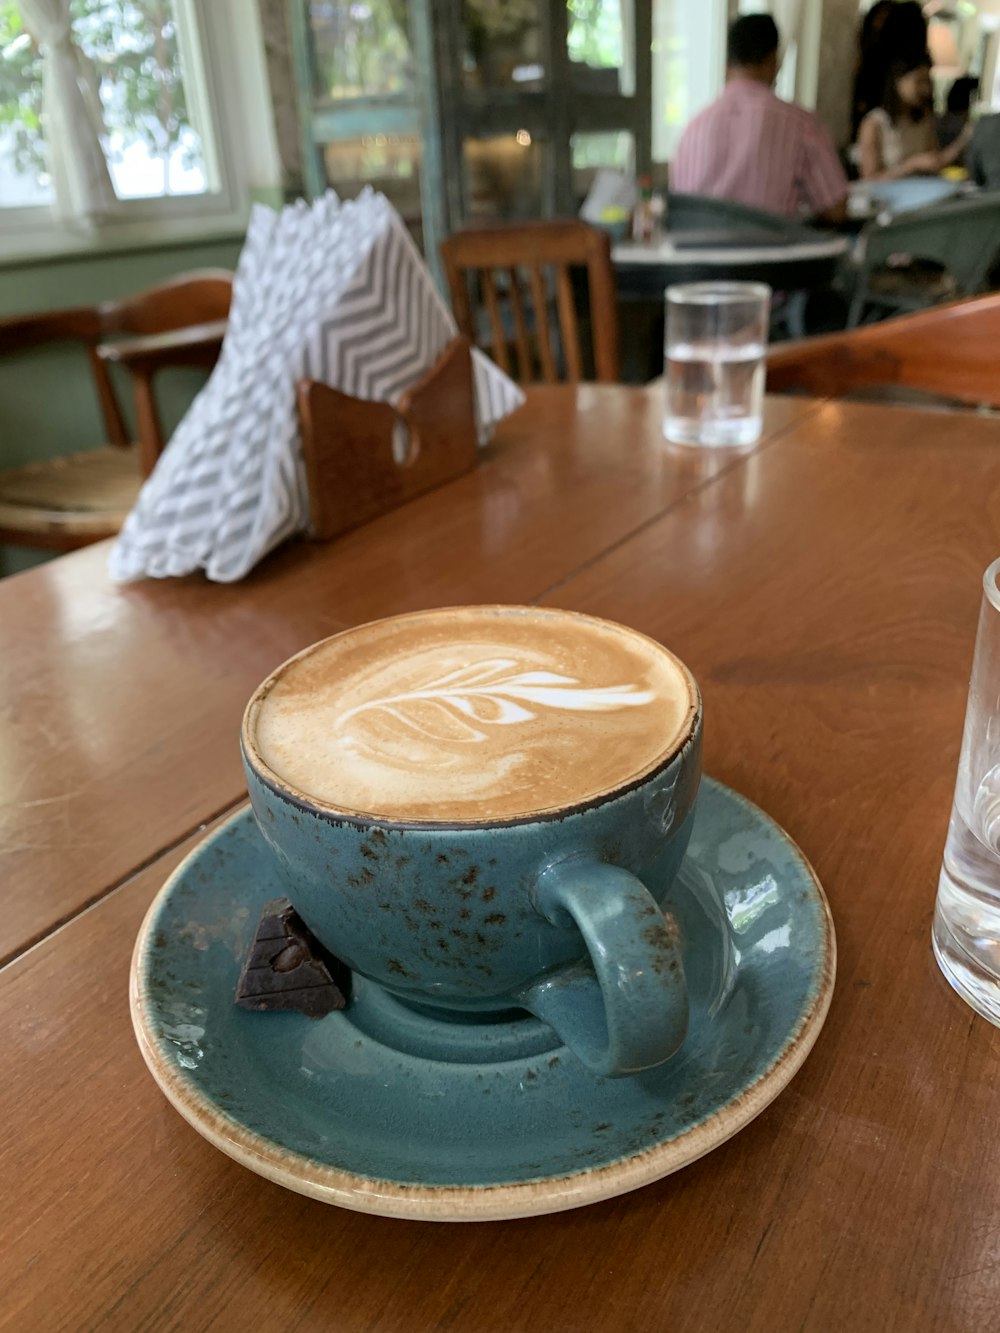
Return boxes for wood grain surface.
[539,397,1000,1330]
[0,388,813,965]
[767,293,1000,408]
[4,390,1000,1331]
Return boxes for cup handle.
[518,859,688,1078]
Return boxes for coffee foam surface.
[250,607,695,823]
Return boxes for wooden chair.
[440,220,620,384]
[297,337,479,540]
[0,270,231,552]
[766,294,1000,410]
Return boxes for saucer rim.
[130,779,836,1222]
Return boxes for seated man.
[671,14,848,224]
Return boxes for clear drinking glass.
[934,556,1000,1024]
[663,281,771,448]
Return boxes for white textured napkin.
[108,191,525,583]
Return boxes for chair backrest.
[440,220,620,384]
[766,293,1000,409]
[667,192,818,241]
[0,269,234,448]
[102,269,233,337]
[858,193,1000,295]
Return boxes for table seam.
[0,794,249,973]
[2,397,826,970]
[531,399,826,607]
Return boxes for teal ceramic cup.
[241,607,715,1077]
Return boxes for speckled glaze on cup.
[241,607,709,1078]
[129,779,836,1222]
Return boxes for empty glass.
[934,555,1000,1024]
[663,281,770,448]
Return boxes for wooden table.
[4,386,1000,1331]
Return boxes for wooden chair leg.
[132,372,166,477]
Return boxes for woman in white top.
[857,55,969,180]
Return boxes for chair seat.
[0,445,141,551]
[866,261,958,304]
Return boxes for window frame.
[0,0,278,260]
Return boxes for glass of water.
[663,281,771,447]
[934,555,1000,1024]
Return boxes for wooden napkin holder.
[296,336,479,541]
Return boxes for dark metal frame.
[290,1,652,280]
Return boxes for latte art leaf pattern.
[337,657,655,745]
[253,610,692,820]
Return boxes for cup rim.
[665,280,772,306]
[241,605,702,830]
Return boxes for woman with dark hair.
[851,0,932,141]
[851,0,895,139]
[856,54,969,180]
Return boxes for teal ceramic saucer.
[130,778,835,1222]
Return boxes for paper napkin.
[108,191,525,583]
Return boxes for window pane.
[567,0,634,95]
[322,132,423,240]
[463,131,545,222]
[652,0,726,162]
[462,1,545,91]
[72,0,209,199]
[0,4,51,207]
[310,0,414,100]
[571,130,635,207]
[0,0,211,209]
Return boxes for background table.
[612,232,849,297]
[611,233,850,377]
[4,387,1000,1332]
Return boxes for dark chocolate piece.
[235,896,350,1019]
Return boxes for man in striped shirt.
[671,15,848,224]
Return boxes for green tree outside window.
[0,0,201,198]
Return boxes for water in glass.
[933,559,1000,1022]
[664,339,766,447]
[934,758,1000,1023]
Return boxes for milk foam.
[249,607,696,822]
